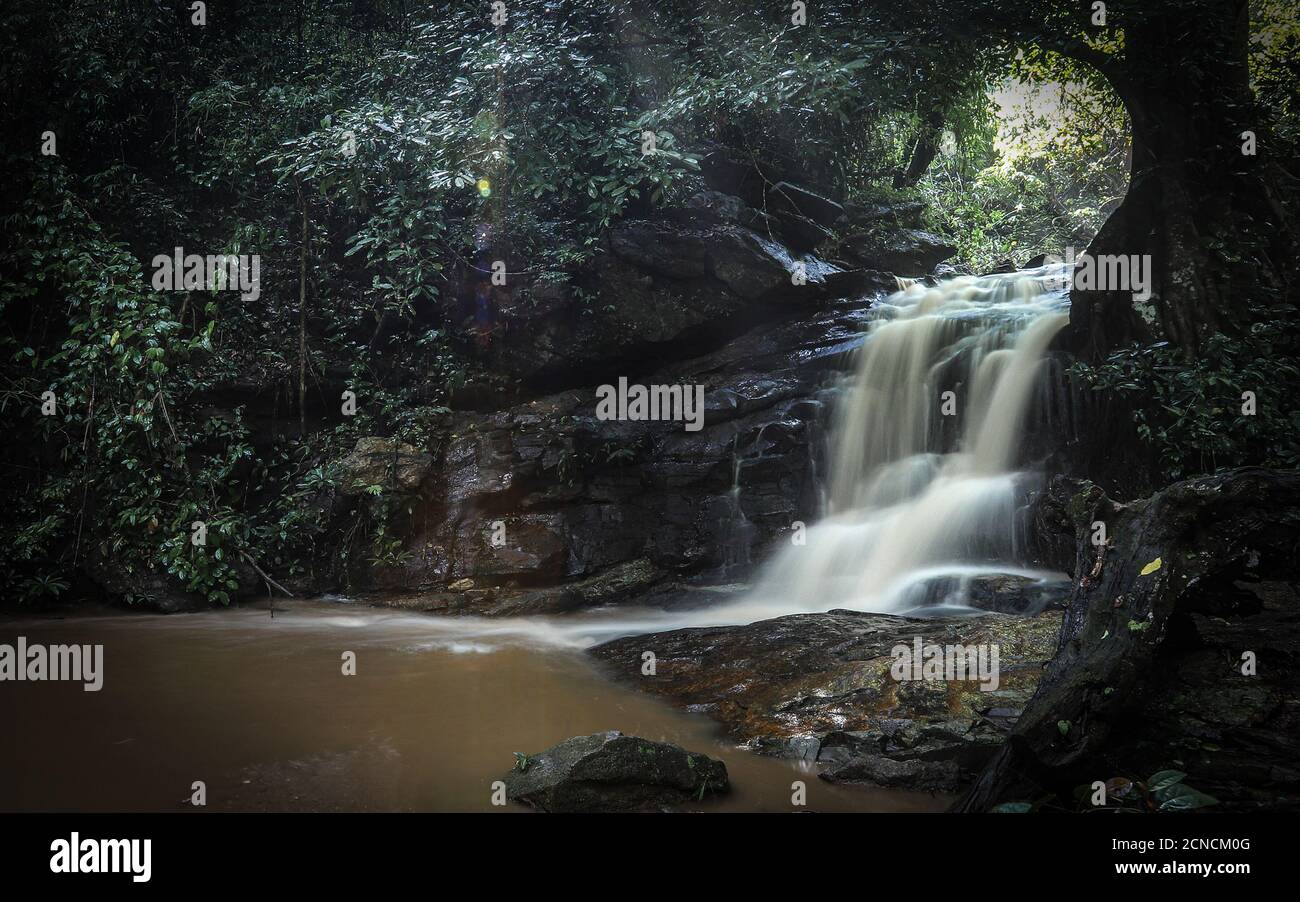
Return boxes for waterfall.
[323,264,1078,645]
[741,264,1072,616]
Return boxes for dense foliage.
[919,53,1129,272]
[1,0,1295,604]
[0,1,989,604]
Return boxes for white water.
[317,266,1072,646]
[740,264,1072,616]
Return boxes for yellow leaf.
[110,330,120,347]
[1140,557,1162,576]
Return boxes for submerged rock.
[589,609,1061,792]
[503,731,729,812]
[903,572,1072,615]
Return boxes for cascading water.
[225,264,1077,652]
[4,271,1075,815]
[441,262,1076,638]
[488,262,1075,637]
[738,263,1073,617]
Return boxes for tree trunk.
[954,468,1300,811]
[1063,0,1299,360]
[893,108,945,189]
[298,185,309,438]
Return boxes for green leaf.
[1157,783,1219,811]
[1147,770,1186,793]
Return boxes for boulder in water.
[589,609,1061,792]
[906,572,1071,615]
[502,731,729,812]
[838,229,957,276]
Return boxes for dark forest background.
[2,0,1297,608]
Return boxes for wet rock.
[842,200,926,229]
[589,608,1061,791]
[503,731,729,812]
[362,302,888,604]
[931,262,973,282]
[455,216,860,387]
[839,229,957,276]
[965,574,1071,614]
[686,179,844,251]
[776,212,834,252]
[333,437,433,496]
[982,259,1019,275]
[958,467,1300,812]
[765,181,846,228]
[609,220,768,296]
[454,559,665,616]
[684,189,748,222]
[815,717,1007,792]
[608,219,850,301]
[905,573,1072,615]
[1024,475,1100,576]
[818,731,963,792]
[462,513,568,582]
[683,190,772,231]
[375,559,669,617]
[823,268,901,298]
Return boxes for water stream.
[744,264,1072,617]
[0,602,944,812]
[1,267,1070,812]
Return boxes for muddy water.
[0,600,947,813]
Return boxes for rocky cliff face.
[312,188,957,614]
[355,300,876,614]
[90,164,960,616]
